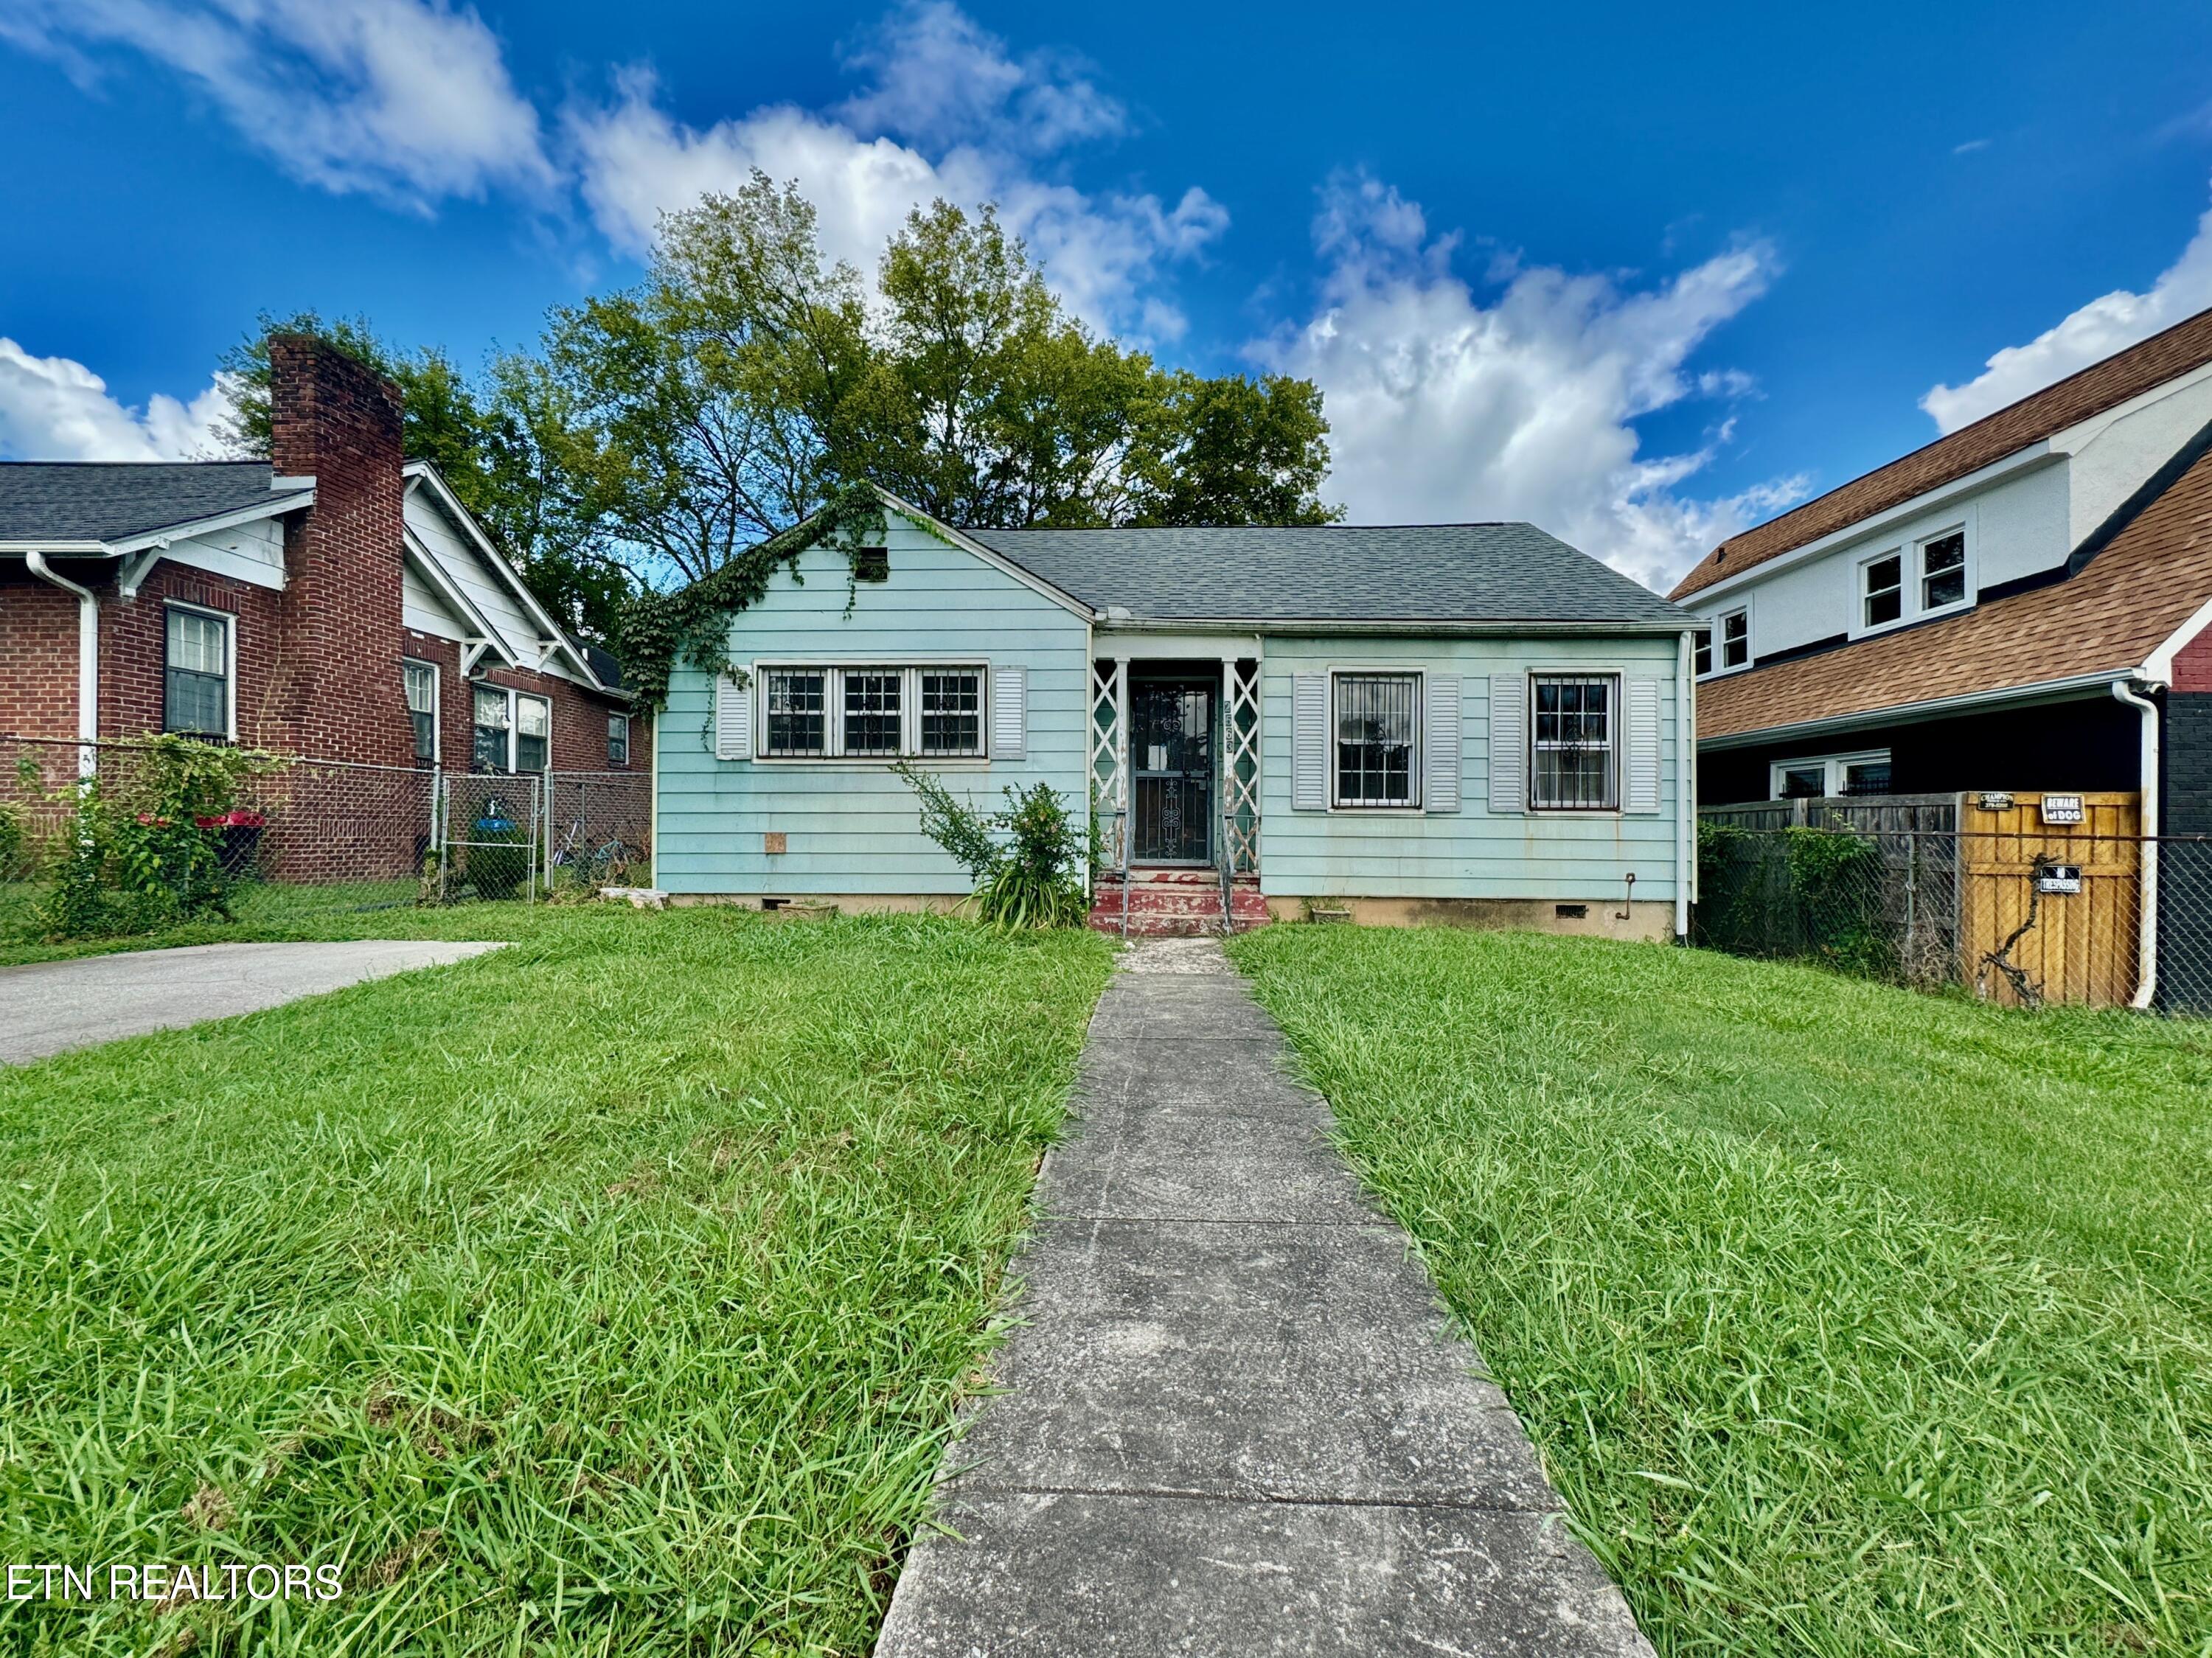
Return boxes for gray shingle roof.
[959,523,1685,627]
[0,461,307,546]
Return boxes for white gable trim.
[403,461,603,689]
[867,487,1095,619]
[403,532,516,665]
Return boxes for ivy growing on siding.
[616,482,921,714]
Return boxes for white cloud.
[1921,183,2212,433]
[0,339,237,461]
[0,0,554,207]
[563,10,1222,338]
[1256,174,1803,591]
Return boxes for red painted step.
[1088,871,1273,936]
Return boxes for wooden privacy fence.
[1700,790,2148,1009]
[1958,792,2141,1009]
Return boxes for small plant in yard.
[29,737,279,940]
[895,762,1101,928]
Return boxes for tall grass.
[1230,927,2212,1655]
[0,908,1110,1654]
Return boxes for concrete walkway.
[0,940,507,1064]
[877,936,1652,1657]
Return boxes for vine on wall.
[616,483,959,715]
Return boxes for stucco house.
[653,487,1698,937]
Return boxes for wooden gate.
[1959,793,2141,1008]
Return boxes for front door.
[1133,680,1213,863]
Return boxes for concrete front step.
[1088,873,1271,937]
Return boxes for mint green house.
[653,487,1698,938]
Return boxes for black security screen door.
[1133,681,1214,863]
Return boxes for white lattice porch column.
[1090,657,1129,865]
[1222,655,1262,875]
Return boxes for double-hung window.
[403,659,438,763]
[1332,673,1419,807]
[471,685,550,772]
[1717,607,1749,670]
[756,664,987,759]
[919,669,983,757]
[1530,674,1618,810]
[164,605,232,738]
[607,712,630,767]
[1920,529,1966,611]
[1862,552,1904,629]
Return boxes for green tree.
[545,173,874,586]
[1130,372,1338,526]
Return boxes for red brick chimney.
[264,334,411,760]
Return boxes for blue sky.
[3,0,2211,589]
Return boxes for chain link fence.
[1695,820,2212,1015]
[1,735,653,941]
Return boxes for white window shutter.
[992,665,1026,760]
[1423,674,1461,812]
[1625,678,1663,813]
[1291,672,1328,811]
[715,673,751,761]
[1488,672,1526,814]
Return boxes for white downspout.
[1675,627,1696,941]
[2112,678,2161,1009]
[27,553,99,778]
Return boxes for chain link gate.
[437,771,544,905]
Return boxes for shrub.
[895,763,1098,929]
[30,738,279,939]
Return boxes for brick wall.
[99,562,285,742]
[2158,690,2212,1012]
[0,567,80,739]
[263,333,413,764]
[2176,621,2212,694]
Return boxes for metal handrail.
[1118,805,1131,941]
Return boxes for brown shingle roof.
[1696,441,2212,742]
[1671,305,2212,601]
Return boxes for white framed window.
[515,694,550,772]
[607,712,630,767]
[1697,605,1750,678]
[1860,550,1905,630]
[1529,673,1618,810]
[1919,527,1968,613]
[1770,749,1893,800]
[754,664,988,761]
[470,684,551,773]
[163,603,234,739]
[1332,672,1420,807]
[402,658,439,764]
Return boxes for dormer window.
[1921,530,1966,610]
[1863,553,1904,628]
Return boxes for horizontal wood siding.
[656,517,1090,895]
[1258,634,1683,901]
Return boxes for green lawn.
[1,907,1112,1655]
[1229,927,2212,1656]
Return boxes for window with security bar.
[1530,675,1618,810]
[765,669,828,756]
[1333,673,1419,807]
[843,669,902,756]
[754,665,987,759]
[919,669,983,757]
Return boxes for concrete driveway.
[0,940,507,1064]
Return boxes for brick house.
[0,335,645,790]
[1671,307,2212,1009]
